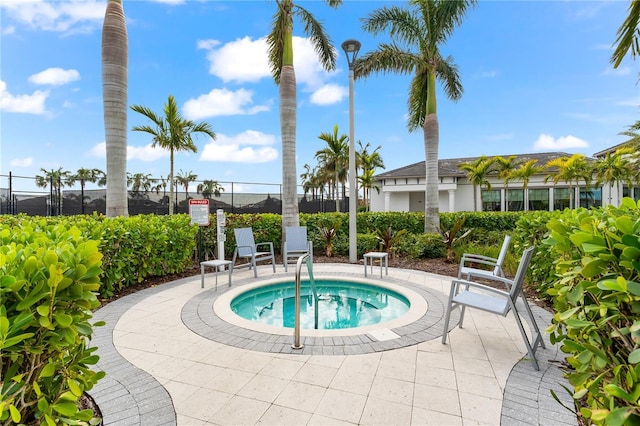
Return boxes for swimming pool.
[230,280,410,330]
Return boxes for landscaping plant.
[546,198,640,425]
[0,222,104,425]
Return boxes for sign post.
[189,199,210,262]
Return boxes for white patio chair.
[458,235,511,280]
[442,246,545,370]
[283,226,313,272]
[231,227,276,278]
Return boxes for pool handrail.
[292,253,318,349]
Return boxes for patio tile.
[205,367,255,394]
[329,368,375,396]
[206,395,270,425]
[315,388,367,424]
[415,365,457,390]
[177,387,232,422]
[413,384,461,416]
[274,381,327,413]
[260,357,305,380]
[455,371,503,399]
[237,374,289,403]
[368,375,414,406]
[340,353,381,375]
[256,405,312,425]
[459,391,502,424]
[359,397,412,425]
[411,407,463,425]
[293,362,338,387]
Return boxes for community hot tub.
[214,276,428,337]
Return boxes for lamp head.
[341,39,361,68]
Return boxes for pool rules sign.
[190,199,210,262]
[189,199,210,226]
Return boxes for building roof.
[592,141,635,158]
[373,151,590,180]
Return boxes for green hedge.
[546,198,640,425]
[0,222,104,424]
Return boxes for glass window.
[506,189,524,211]
[554,187,571,210]
[528,188,549,211]
[481,189,501,212]
[626,187,640,201]
[580,187,602,208]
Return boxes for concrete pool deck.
[89,263,576,425]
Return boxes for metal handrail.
[292,253,317,349]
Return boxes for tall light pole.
[342,39,360,264]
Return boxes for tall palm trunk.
[102,0,128,217]
[280,15,300,236]
[169,150,175,214]
[423,73,439,233]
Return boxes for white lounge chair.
[231,227,276,278]
[442,246,545,370]
[458,235,511,280]
[283,226,313,272]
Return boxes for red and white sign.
[189,199,210,226]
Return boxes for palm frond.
[407,68,429,132]
[266,1,290,84]
[611,0,640,68]
[356,44,417,80]
[363,5,422,48]
[436,55,463,101]
[295,4,337,72]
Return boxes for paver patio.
[89,263,576,425]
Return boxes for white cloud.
[150,0,185,4]
[183,88,270,120]
[310,84,347,105]
[615,98,640,107]
[198,35,336,91]
[29,67,80,85]
[10,157,33,167]
[533,133,589,151]
[0,0,105,33]
[198,36,270,83]
[200,130,278,163]
[2,25,16,35]
[87,142,171,162]
[0,80,48,114]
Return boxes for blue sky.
[1,0,637,193]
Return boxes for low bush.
[0,222,104,424]
[546,198,640,425]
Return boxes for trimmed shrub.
[546,198,640,425]
[0,223,104,424]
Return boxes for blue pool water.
[230,279,410,330]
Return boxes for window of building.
[580,187,602,208]
[554,187,571,210]
[481,189,501,211]
[623,186,640,201]
[506,189,524,211]
[528,188,549,211]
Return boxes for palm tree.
[176,169,197,200]
[357,141,385,210]
[127,172,152,198]
[611,0,640,68]
[315,125,349,212]
[35,167,72,216]
[594,147,634,205]
[493,155,520,211]
[131,95,216,214]
[358,0,476,233]
[266,0,342,236]
[197,180,224,199]
[458,156,495,211]
[102,0,128,217]
[510,159,545,211]
[358,168,379,211]
[69,168,105,214]
[545,154,592,209]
